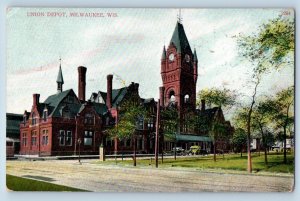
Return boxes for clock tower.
[160,20,198,131]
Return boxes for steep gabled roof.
[170,22,192,53]
[92,102,108,116]
[96,87,128,108]
[44,89,81,117]
[44,89,73,108]
[112,87,128,107]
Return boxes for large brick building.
[19,19,233,156]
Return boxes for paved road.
[6,160,294,192]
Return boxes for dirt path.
[6,160,294,192]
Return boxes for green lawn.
[98,152,294,174]
[6,174,88,192]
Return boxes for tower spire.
[177,9,182,23]
[56,57,64,93]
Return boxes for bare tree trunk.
[133,136,136,166]
[241,151,242,157]
[283,125,287,164]
[247,77,260,173]
[213,142,216,162]
[247,114,253,173]
[174,142,177,160]
[161,136,164,164]
[264,147,268,165]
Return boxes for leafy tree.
[210,120,227,161]
[272,86,294,163]
[237,15,294,172]
[197,87,236,109]
[232,128,247,157]
[106,97,148,166]
[160,106,179,159]
[252,99,277,164]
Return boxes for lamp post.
[147,116,154,154]
[78,138,82,165]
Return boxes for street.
[6,160,294,192]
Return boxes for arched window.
[169,90,176,103]
[184,94,190,103]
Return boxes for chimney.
[159,86,165,107]
[106,74,113,109]
[201,99,205,112]
[78,66,87,102]
[33,94,40,106]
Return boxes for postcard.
[6,8,294,192]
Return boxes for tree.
[106,97,148,166]
[232,128,247,157]
[210,120,227,161]
[252,99,276,164]
[237,15,294,173]
[272,86,294,163]
[160,106,179,160]
[197,87,236,109]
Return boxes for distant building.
[18,18,233,156]
[6,113,23,156]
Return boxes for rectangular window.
[31,131,37,146]
[42,130,49,145]
[59,130,65,146]
[66,131,72,146]
[84,131,93,146]
[22,133,27,146]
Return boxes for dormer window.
[43,108,48,121]
[31,113,37,125]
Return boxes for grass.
[6,174,88,192]
[97,152,294,174]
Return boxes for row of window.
[22,129,49,147]
[21,129,96,147]
[24,111,49,126]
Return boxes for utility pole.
[155,99,160,168]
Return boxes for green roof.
[176,134,212,142]
[170,22,192,53]
[92,103,108,115]
[44,89,73,108]
[97,87,128,108]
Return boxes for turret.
[56,59,64,93]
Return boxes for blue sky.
[6,8,294,117]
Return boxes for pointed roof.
[193,48,198,62]
[56,64,64,84]
[161,46,166,60]
[169,22,192,53]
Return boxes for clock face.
[185,54,190,63]
[169,53,174,61]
